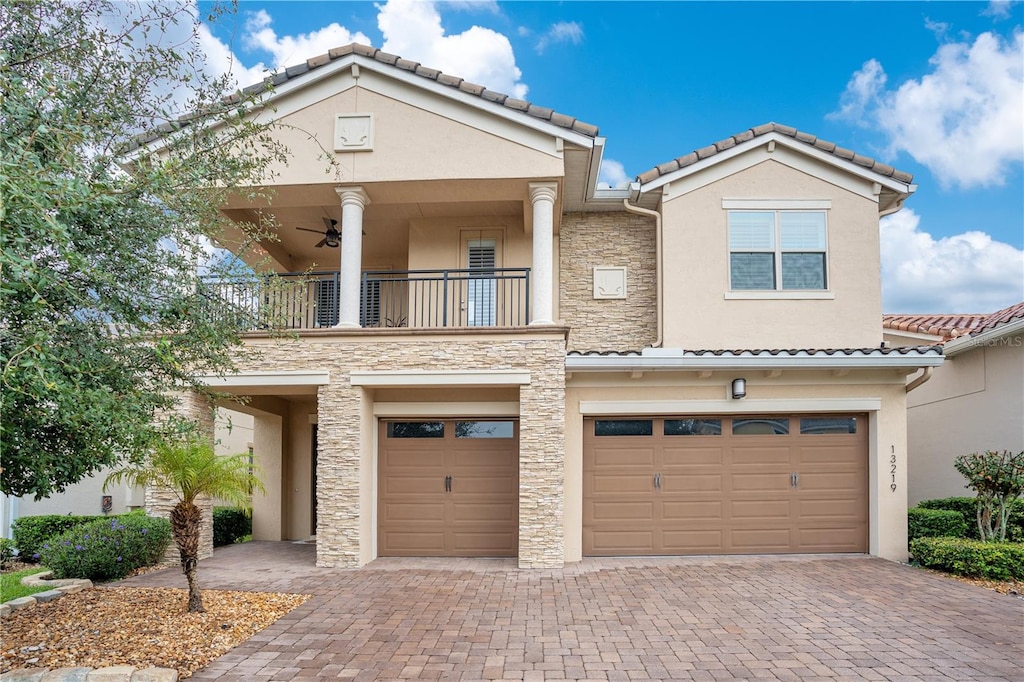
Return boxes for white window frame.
[726,207,831,297]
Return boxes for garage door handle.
[444,475,452,492]
[654,473,662,489]
[791,472,799,488]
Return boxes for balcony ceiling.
[218,178,536,272]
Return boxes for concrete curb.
[0,666,177,681]
[0,572,92,619]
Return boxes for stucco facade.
[130,44,943,568]
[898,331,1023,504]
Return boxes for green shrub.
[0,538,15,567]
[39,514,171,582]
[11,514,106,562]
[213,507,252,547]
[908,507,968,542]
[918,497,1024,542]
[910,537,1024,580]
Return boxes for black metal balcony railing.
[201,268,530,331]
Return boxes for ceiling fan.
[297,217,341,248]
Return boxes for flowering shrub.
[39,513,171,581]
[11,514,106,562]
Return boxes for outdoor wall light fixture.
[731,378,747,399]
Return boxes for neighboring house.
[1,409,253,540]
[884,302,1024,505]
[135,43,943,568]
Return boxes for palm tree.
[106,430,264,613]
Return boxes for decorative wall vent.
[593,266,627,299]
[334,113,374,152]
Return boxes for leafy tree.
[954,450,1024,542]
[105,427,264,612]
[1,0,284,498]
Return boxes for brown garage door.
[378,420,518,557]
[583,415,867,556]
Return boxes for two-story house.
[146,44,943,569]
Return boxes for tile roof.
[882,314,987,340]
[568,347,942,358]
[637,122,914,185]
[973,300,1024,334]
[884,301,1024,340]
[232,43,599,138]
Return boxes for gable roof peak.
[637,122,914,186]
[236,42,599,139]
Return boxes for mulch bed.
[1,586,310,678]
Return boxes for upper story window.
[728,211,828,291]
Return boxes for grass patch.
[1,567,52,602]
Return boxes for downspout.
[623,198,663,348]
[905,366,933,393]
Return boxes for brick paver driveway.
[121,542,1022,680]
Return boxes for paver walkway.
[120,542,1023,680]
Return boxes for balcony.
[201,268,531,331]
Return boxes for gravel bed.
[0,586,310,678]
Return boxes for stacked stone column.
[145,391,216,561]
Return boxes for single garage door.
[378,419,518,556]
[583,415,867,556]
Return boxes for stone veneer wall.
[236,333,566,569]
[559,212,657,352]
[145,391,216,561]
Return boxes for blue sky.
[195,0,1024,313]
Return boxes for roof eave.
[565,350,944,372]
[944,318,1024,356]
[638,132,915,198]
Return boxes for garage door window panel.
[664,418,722,436]
[594,419,654,436]
[455,420,514,438]
[732,417,790,435]
[799,417,857,434]
[387,421,445,438]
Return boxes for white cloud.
[242,10,371,72]
[832,30,1024,189]
[439,1,501,14]
[377,0,527,98]
[196,23,270,91]
[597,159,631,189]
[880,208,1024,312]
[830,58,886,121]
[982,1,1015,19]
[536,21,584,54]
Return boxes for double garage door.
[378,420,518,557]
[584,415,868,556]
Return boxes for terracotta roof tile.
[206,43,601,141]
[973,301,1024,333]
[639,122,914,185]
[883,313,989,340]
[568,347,942,357]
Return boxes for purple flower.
[64,540,72,546]
[74,545,84,551]
[43,543,49,550]
[116,556,123,562]
[140,528,147,535]
[83,534,90,539]
[32,553,39,560]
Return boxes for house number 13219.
[890,447,897,492]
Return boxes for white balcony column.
[335,186,370,328]
[528,182,557,325]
